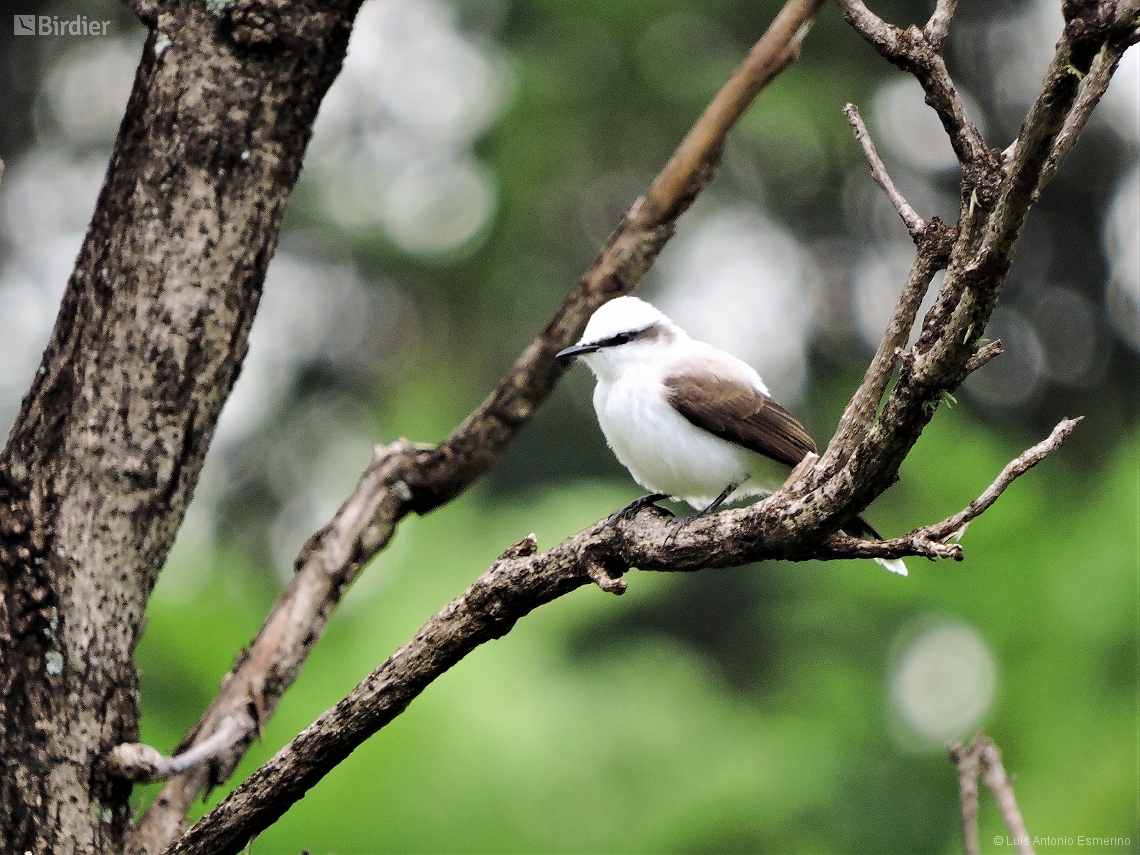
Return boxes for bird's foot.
[662,515,689,547]
[662,482,738,547]
[605,493,671,528]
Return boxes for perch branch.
[164,420,1075,855]
[844,103,927,235]
[126,2,828,850]
[950,731,1036,855]
[160,3,1134,851]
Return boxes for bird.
[556,295,907,576]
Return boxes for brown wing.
[664,368,816,468]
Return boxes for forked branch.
[127,2,828,851]
[153,0,1135,851]
[165,415,1077,855]
[950,731,1036,855]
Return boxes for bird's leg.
[664,482,737,546]
[604,492,671,528]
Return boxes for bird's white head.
[556,296,684,382]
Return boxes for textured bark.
[127,4,829,851]
[164,418,1079,855]
[166,0,1135,849]
[0,1,359,852]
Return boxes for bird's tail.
[841,514,908,577]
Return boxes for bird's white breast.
[592,363,759,509]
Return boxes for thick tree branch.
[0,4,361,850]
[165,417,1075,855]
[152,3,1130,851]
[127,2,828,850]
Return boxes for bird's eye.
[608,332,631,346]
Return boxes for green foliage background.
[109,0,1139,851]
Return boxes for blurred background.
[0,0,1136,851]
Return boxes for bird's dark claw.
[605,493,671,528]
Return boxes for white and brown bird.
[557,295,906,575]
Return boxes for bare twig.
[163,418,1077,855]
[950,732,1036,855]
[948,737,981,855]
[832,0,989,166]
[921,418,1080,544]
[962,339,1003,375]
[127,2,828,850]
[844,103,927,235]
[979,738,1035,855]
[923,0,957,49]
[106,714,250,784]
[1038,40,1131,191]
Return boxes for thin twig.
[162,417,1076,855]
[126,3,829,850]
[962,339,1003,375]
[950,732,1036,855]
[818,417,1078,564]
[844,103,927,235]
[979,738,1035,855]
[923,0,957,49]
[832,0,989,165]
[1038,41,1129,191]
[106,714,250,784]
[922,417,1080,543]
[947,738,981,855]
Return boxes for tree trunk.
[0,1,357,851]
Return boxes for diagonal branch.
[1037,37,1136,191]
[163,420,1076,855]
[919,417,1079,543]
[844,103,927,235]
[810,1,1134,535]
[126,2,828,850]
[151,3,1133,851]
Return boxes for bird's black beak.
[556,342,599,360]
